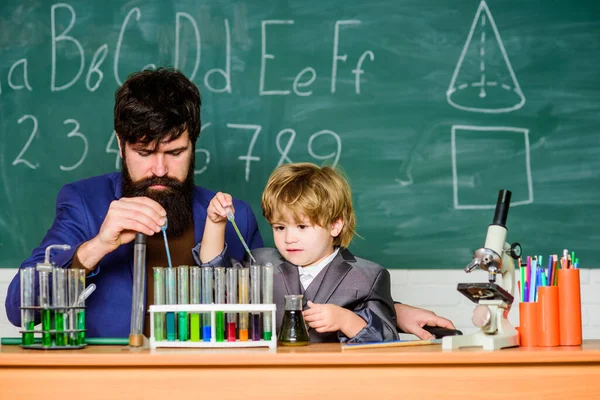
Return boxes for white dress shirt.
[297,248,340,291]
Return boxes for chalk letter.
[8,59,33,91]
[51,3,85,92]
[175,12,200,80]
[204,19,231,93]
[331,20,360,94]
[352,51,374,94]
[292,67,316,97]
[259,20,293,95]
[114,8,140,86]
[86,44,108,92]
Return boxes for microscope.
[442,190,522,351]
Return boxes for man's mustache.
[129,176,186,193]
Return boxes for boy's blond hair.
[261,163,356,247]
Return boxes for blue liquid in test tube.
[202,266,213,341]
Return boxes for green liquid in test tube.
[23,321,35,345]
[54,312,66,346]
[77,311,85,345]
[190,314,200,341]
[262,263,274,341]
[177,266,190,341]
[39,268,52,347]
[153,267,166,341]
[214,267,226,342]
[53,267,68,346]
[190,266,201,341]
[19,267,35,346]
[68,269,85,346]
[42,309,52,347]
[71,283,94,346]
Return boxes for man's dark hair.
[114,67,201,147]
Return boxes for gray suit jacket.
[251,247,399,343]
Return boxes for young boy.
[200,163,398,343]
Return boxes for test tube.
[67,269,85,346]
[52,267,68,346]
[189,266,201,341]
[214,267,226,342]
[177,266,189,341]
[38,266,52,347]
[238,267,249,341]
[201,266,213,341]
[226,266,238,341]
[76,271,86,345]
[250,264,261,341]
[129,233,146,347]
[262,263,274,340]
[165,267,177,341]
[153,267,166,341]
[20,267,35,346]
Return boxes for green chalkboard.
[1,0,599,269]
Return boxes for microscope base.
[442,306,519,351]
[442,329,519,351]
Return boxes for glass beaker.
[278,294,309,346]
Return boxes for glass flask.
[278,294,309,346]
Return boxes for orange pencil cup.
[558,268,582,346]
[518,302,539,347]
[537,286,560,347]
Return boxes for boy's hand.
[207,192,235,224]
[303,301,367,338]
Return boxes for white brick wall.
[2,268,599,341]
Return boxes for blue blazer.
[5,172,263,337]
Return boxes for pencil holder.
[537,286,560,347]
[558,268,582,346]
[518,302,538,347]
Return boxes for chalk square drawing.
[446,1,525,113]
[451,125,533,209]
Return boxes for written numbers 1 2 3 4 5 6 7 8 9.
[12,116,342,182]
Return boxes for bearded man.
[5,68,263,337]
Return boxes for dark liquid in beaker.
[278,310,309,346]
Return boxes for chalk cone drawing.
[447,1,525,113]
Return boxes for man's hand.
[76,197,165,272]
[303,301,367,338]
[395,303,456,340]
[206,192,234,224]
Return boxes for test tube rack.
[148,303,277,349]
[19,263,87,350]
[19,305,87,350]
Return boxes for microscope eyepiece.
[492,190,511,228]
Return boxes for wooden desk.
[2,340,600,399]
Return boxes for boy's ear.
[330,218,344,238]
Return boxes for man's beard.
[121,153,195,237]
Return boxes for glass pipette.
[226,209,256,264]
[161,217,173,269]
